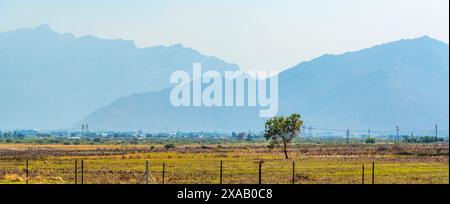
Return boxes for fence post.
[258,161,262,184]
[220,161,223,184]
[372,162,375,184]
[362,165,365,184]
[162,163,165,184]
[26,160,29,184]
[74,160,78,184]
[81,160,84,184]
[292,161,295,184]
[145,160,149,184]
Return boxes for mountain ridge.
[77,36,449,132]
[0,25,239,129]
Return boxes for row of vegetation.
[0,114,447,160]
[1,135,445,146]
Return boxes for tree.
[264,114,303,159]
[365,137,375,144]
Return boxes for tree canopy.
[264,114,303,159]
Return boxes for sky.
[0,0,449,71]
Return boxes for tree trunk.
[283,141,289,159]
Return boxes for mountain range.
[1,25,448,132]
[0,25,238,129]
[79,36,449,132]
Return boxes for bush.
[365,138,375,144]
[201,145,212,149]
[164,143,175,149]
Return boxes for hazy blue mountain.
[79,36,449,132]
[77,79,264,132]
[0,25,238,129]
[277,36,449,131]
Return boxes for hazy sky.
[1,0,448,71]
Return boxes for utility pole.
[346,129,350,144]
[368,129,371,139]
[435,124,438,144]
[396,126,400,144]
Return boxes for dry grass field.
[0,143,448,184]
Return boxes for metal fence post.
[162,163,165,184]
[145,160,149,184]
[220,160,223,184]
[292,161,295,184]
[26,160,29,184]
[362,165,365,184]
[74,160,78,184]
[258,161,262,184]
[81,160,84,184]
[372,162,375,184]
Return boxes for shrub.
[365,138,375,144]
[201,145,212,149]
[164,143,175,149]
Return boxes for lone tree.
[264,114,303,159]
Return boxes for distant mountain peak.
[413,35,448,45]
[31,24,58,36]
[2,24,56,35]
[169,43,185,48]
[390,35,447,46]
[418,35,432,39]
[395,35,444,44]
[35,24,52,30]
[321,36,447,61]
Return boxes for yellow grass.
[0,143,448,184]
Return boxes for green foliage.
[403,136,444,143]
[164,143,176,149]
[365,138,376,144]
[264,113,303,159]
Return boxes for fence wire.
[0,158,448,184]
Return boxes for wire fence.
[0,158,448,184]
